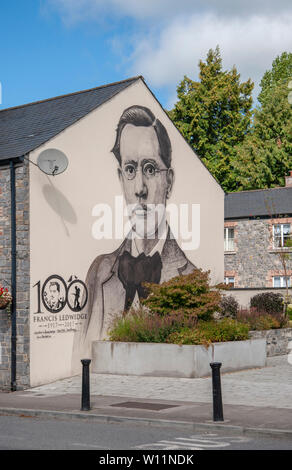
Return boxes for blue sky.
[0,1,141,108]
[1,0,291,110]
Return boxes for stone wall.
[225,218,292,288]
[0,161,30,390]
[249,328,292,357]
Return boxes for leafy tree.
[234,53,292,190]
[169,46,254,191]
[258,52,292,106]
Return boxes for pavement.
[0,355,292,439]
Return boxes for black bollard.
[81,359,91,411]
[210,362,224,422]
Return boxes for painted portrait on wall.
[42,275,67,313]
[76,105,196,356]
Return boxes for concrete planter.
[91,338,266,378]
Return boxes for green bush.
[166,318,250,345]
[108,308,197,343]
[142,269,222,322]
[219,295,239,318]
[287,305,292,320]
[250,292,284,314]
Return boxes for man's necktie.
[118,250,162,310]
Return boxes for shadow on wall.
[42,182,77,236]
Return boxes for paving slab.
[0,355,291,438]
[20,355,292,409]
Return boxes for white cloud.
[48,0,292,22]
[129,12,292,106]
[47,0,292,105]
[131,13,292,79]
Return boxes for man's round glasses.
[122,162,169,180]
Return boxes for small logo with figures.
[288,341,292,365]
[33,274,88,314]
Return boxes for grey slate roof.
[0,76,140,162]
[225,186,292,219]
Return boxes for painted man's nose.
[134,172,148,199]
[135,185,148,199]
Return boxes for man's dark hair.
[49,281,60,292]
[112,105,172,168]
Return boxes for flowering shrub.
[236,307,287,330]
[108,310,250,345]
[108,270,288,345]
[108,308,197,343]
[0,285,12,309]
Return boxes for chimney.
[285,171,292,187]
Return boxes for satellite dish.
[37,149,68,176]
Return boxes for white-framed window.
[224,276,235,287]
[273,276,291,288]
[273,223,291,248]
[224,227,235,251]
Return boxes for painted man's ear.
[166,168,174,199]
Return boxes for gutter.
[9,160,17,391]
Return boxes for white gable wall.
[28,79,224,386]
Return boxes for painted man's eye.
[143,163,156,177]
[124,165,136,180]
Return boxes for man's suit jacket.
[71,231,195,368]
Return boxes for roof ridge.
[0,76,142,114]
[226,186,289,195]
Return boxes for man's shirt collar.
[130,222,168,258]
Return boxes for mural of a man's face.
[118,124,174,237]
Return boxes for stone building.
[0,163,29,389]
[224,174,292,306]
[0,76,224,390]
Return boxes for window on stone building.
[273,276,291,288]
[224,276,235,287]
[273,223,291,248]
[224,227,234,251]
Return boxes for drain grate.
[110,401,178,411]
